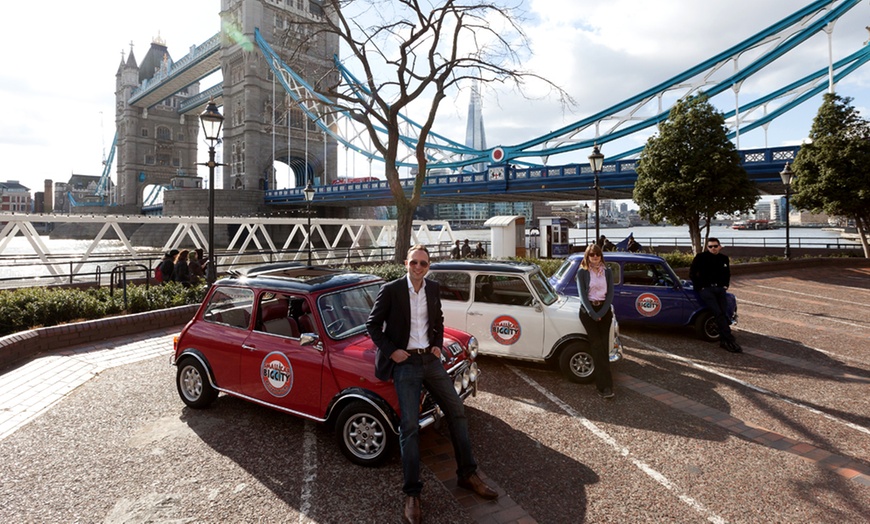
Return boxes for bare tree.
[282,0,571,262]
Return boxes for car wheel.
[176,358,218,409]
[694,311,719,342]
[559,342,595,384]
[335,401,394,467]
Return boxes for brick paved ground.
[1,262,868,523]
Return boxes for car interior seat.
[261,299,300,338]
[297,300,317,335]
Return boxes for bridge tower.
[115,38,201,212]
[219,0,339,192]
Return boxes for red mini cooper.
[172,264,479,466]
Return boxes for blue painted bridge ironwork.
[264,146,799,207]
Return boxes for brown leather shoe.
[402,495,421,524]
[457,473,498,500]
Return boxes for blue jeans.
[699,286,735,343]
[393,353,477,495]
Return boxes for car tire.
[694,311,719,342]
[176,357,218,409]
[559,342,595,383]
[335,401,395,467]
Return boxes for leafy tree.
[633,95,758,254]
[791,93,870,258]
[285,0,570,262]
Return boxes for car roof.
[565,252,666,263]
[218,264,383,293]
[429,260,538,274]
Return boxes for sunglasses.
[588,253,601,258]
[408,260,429,267]
[707,244,720,248]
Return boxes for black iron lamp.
[199,99,224,284]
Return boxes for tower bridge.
[107,0,868,216]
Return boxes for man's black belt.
[407,347,430,355]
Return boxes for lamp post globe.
[588,144,605,243]
[199,99,224,284]
[779,162,795,260]
[303,180,316,266]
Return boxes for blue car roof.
[565,252,667,264]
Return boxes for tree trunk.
[688,222,703,254]
[393,199,414,264]
[855,215,870,259]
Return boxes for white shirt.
[406,274,430,350]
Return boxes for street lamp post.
[198,99,224,284]
[779,162,795,260]
[303,180,315,266]
[588,144,605,243]
[584,203,590,247]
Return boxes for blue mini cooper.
[548,252,737,341]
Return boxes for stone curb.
[0,304,199,372]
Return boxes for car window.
[623,263,673,287]
[474,275,533,306]
[551,259,574,282]
[529,271,558,305]
[203,287,254,329]
[606,261,620,284]
[427,271,471,301]
[318,283,381,339]
[255,292,302,338]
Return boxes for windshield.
[317,283,381,339]
[550,259,574,282]
[529,271,559,306]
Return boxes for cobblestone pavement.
[0,265,868,523]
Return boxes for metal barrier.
[110,264,150,311]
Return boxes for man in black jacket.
[690,238,741,352]
[367,245,497,524]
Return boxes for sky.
[1,0,868,197]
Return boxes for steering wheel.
[327,319,344,334]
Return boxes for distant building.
[791,210,829,226]
[53,174,115,214]
[0,180,31,212]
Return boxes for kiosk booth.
[538,216,571,258]
[484,215,526,258]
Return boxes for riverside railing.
[0,242,464,289]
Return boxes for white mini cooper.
[427,260,623,383]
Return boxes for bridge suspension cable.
[255,0,866,170]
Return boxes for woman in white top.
[575,243,615,399]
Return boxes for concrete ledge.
[0,304,200,372]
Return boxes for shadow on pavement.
[465,405,597,524]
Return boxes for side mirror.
[300,333,320,346]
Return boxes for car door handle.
[242,344,256,351]
[468,311,483,316]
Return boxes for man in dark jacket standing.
[366,245,497,524]
[690,238,741,352]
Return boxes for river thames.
[0,225,859,282]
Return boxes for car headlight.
[453,376,463,394]
[467,336,478,359]
[468,362,479,382]
[462,368,470,389]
